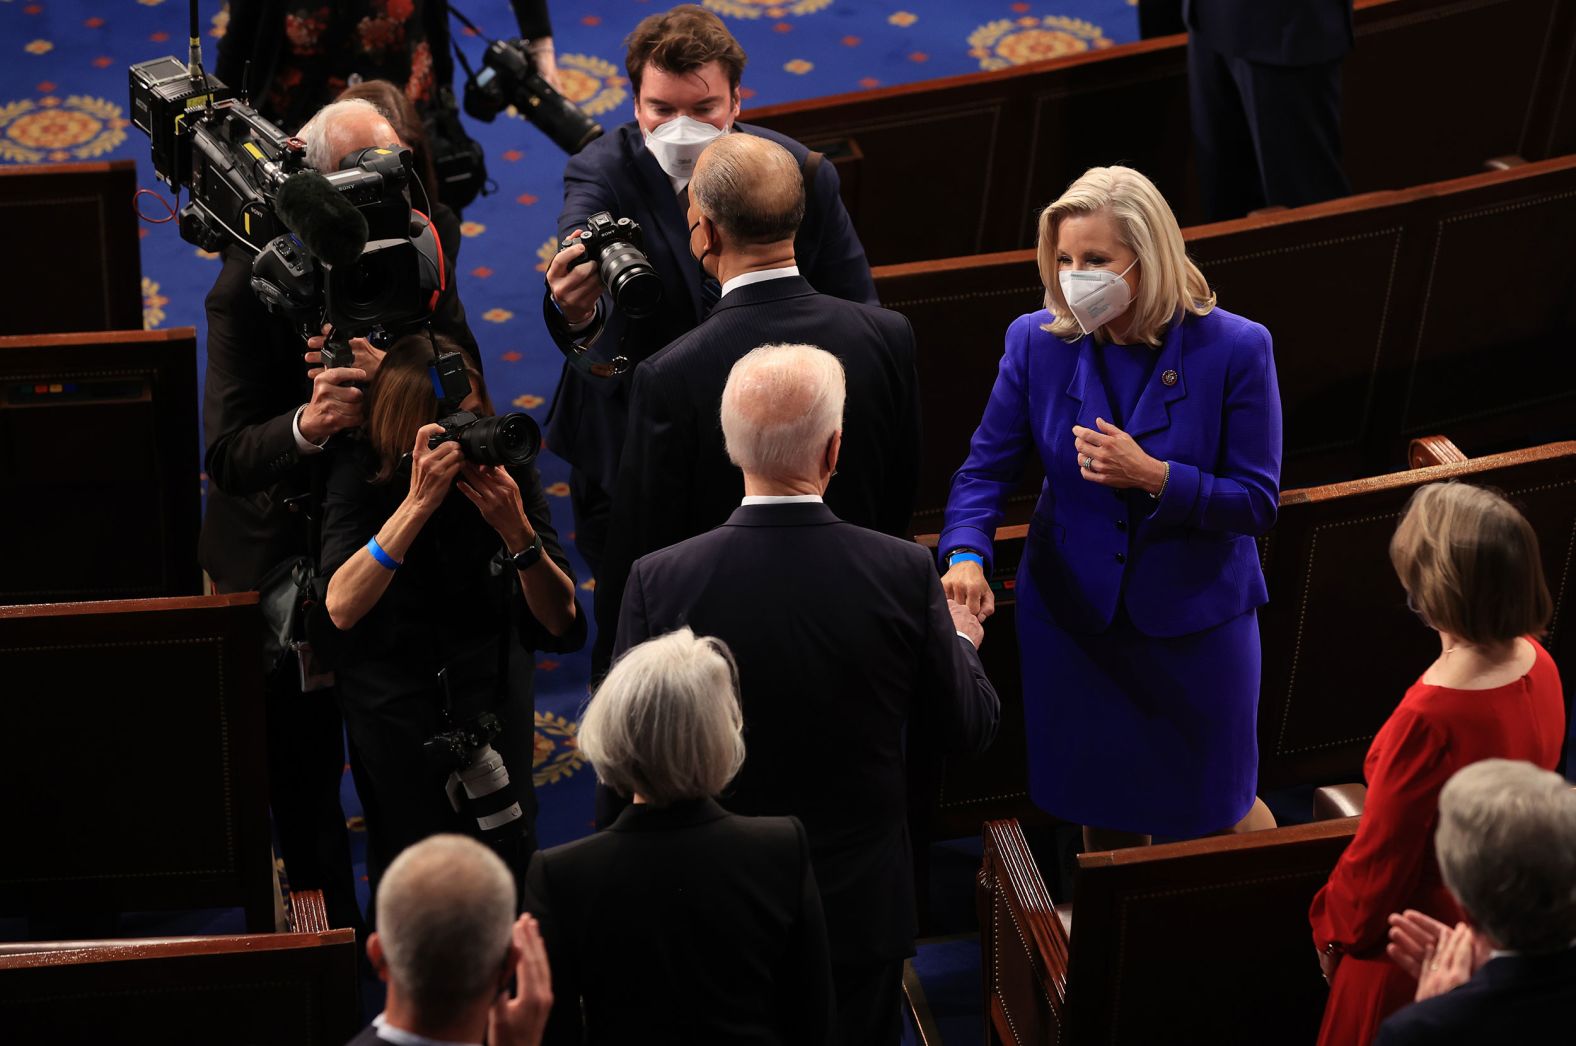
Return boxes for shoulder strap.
[801,149,824,193]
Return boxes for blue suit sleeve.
[937,316,1037,571]
[1148,320,1282,536]
[802,158,878,306]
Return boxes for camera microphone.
[275,171,369,269]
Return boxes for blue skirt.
[1016,578,1261,837]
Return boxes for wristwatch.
[504,532,545,571]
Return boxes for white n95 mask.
[1058,259,1138,336]
[643,115,728,181]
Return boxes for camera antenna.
[186,0,205,80]
[240,59,252,106]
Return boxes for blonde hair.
[1389,482,1551,644]
[579,628,746,805]
[1037,166,1215,347]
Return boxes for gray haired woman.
[523,628,835,1045]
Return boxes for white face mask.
[643,115,729,182]
[1058,259,1138,336]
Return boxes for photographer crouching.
[322,333,583,907]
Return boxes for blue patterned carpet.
[1,0,1137,892]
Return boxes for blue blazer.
[546,121,877,488]
[939,307,1282,638]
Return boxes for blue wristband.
[947,550,985,570]
[366,536,401,571]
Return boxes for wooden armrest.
[1408,435,1468,469]
[1484,155,1528,171]
[288,888,332,934]
[0,928,356,968]
[1312,783,1368,820]
[1247,205,1289,216]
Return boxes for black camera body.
[559,211,664,319]
[423,710,504,771]
[424,347,542,468]
[463,37,603,155]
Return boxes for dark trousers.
[340,672,538,923]
[832,958,905,1046]
[1188,37,1352,221]
[568,466,611,580]
[1138,0,1186,38]
[264,669,363,934]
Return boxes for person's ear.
[728,85,742,125]
[367,932,391,984]
[825,430,842,476]
[497,941,522,992]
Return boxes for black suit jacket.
[592,274,921,671]
[613,502,1000,965]
[546,122,877,491]
[524,798,835,1045]
[198,206,476,592]
[1184,0,1353,65]
[1375,946,1576,1046]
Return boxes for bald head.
[692,134,805,245]
[300,98,401,174]
[722,343,845,484]
[374,834,515,1027]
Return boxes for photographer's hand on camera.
[298,366,370,445]
[458,462,579,638]
[304,324,386,379]
[546,229,604,329]
[409,423,466,515]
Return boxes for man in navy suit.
[590,132,920,673]
[544,4,876,575]
[1185,0,1355,220]
[613,345,999,1046]
[1377,759,1576,1045]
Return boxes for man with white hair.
[1377,759,1576,1044]
[611,343,999,1046]
[590,132,919,675]
[199,94,478,935]
[350,834,553,1046]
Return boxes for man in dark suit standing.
[591,132,920,673]
[1185,0,1354,220]
[543,4,876,576]
[613,344,1000,1046]
[1377,759,1576,1045]
[349,834,552,1046]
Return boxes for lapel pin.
[1161,369,1178,387]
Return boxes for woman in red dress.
[1308,481,1565,1045]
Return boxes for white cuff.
[292,404,327,455]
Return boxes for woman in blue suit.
[940,166,1281,850]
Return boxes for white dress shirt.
[371,1014,479,1046]
[720,265,800,300]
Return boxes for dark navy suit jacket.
[1375,946,1576,1045]
[591,274,920,670]
[614,502,1000,966]
[939,307,1282,637]
[547,122,877,489]
[1184,0,1353,66]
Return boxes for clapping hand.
[1072,418,1165,493]
[488,914,553,1046]
[1387,910,1489,1000]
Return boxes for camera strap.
[541,286,629,378]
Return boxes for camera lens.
[459,412,541,467]
[597,242,663,319]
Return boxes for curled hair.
[1037,165,1215,347]
[363,333,492,483]
[578,628,746,805]
[376,834,515,1027]
[625,4,747,97]
[1389,482,1551,644]
[691,134,805,244]
[1435,759,1576,952]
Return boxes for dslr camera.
[425,343,542,468]
[559,211,664,319]
[423,711,529,849]
[464,37,603,155]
